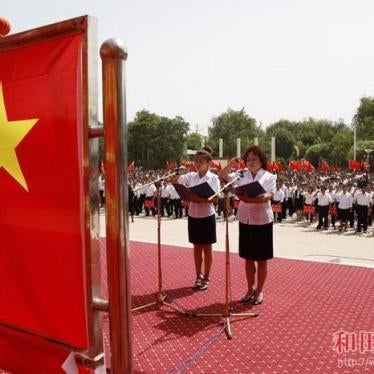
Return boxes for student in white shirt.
[316,186,332,230]
[160,181,171,217]
[354,185,372,233]
[168,183,183,218]
[220,146,276,306]
[337,185,352,231]
[302,186,317,223]
[173,146,220,291]
[272,181,285,223]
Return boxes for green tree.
[186,132,202,150]
[304,143,331,167]
[347,140,374,162]
[128,110,189,169]
[354,96,374,140]
[265,122,295,160]
[330,128,353,166]
[207,108,263,157]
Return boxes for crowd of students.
[108,168,373,234]
[98,165,374,234]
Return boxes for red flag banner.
[232,160,246,170]
[320,160,330,172]
[302,160,314,172]
[267,161,284,172]
[348,160,360,170]
[166,160,176,171]
[303,205,316,215]
[210,160,222,170]
[180,159,196,171]
[272,203,282,212]
[289,160,302,171]
[0,33,90,349]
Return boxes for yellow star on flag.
[0,82,38,191]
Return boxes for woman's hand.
[220,157,242,180]
[228,157,242,169]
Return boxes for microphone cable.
[166,324,225,374]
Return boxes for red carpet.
[101,240,374,373]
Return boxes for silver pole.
[219,138,223,158]
[236,138,241,158]
[271,137,276,161]
[100,38,132,374]
[254,137,258,146]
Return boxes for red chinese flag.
[0,34,89,348]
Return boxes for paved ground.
[100,212,374,268]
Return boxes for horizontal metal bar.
[92,298,109,312]
[89,127,104,138]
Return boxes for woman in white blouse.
[173,146,220,291]
[220,146,276,305]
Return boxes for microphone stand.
[132,171,187,315]
[192,177,258,339]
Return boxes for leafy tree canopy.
[304,143,331,167]
[207,108,263,157]
[186,132,202,150]
[128,110,189,169]
[353,96,374,140]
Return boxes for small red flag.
[128,160,135,172]
[210,160,222,170]
[321,160,330,172]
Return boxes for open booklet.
[234,181,266,198]
[172,182,216,202]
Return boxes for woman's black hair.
[243,145,267,170]
[195,145,213,162]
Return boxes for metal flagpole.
[100,38,132,374]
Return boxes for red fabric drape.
[0,34,89,349]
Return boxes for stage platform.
[101,240,374,373]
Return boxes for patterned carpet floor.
[101,240,374,373]
[1,240,373,373]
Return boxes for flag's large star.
[0,82,38,191]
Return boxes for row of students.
[273,182,373,232]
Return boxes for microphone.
[234,168,247,178]
[171,166,187,172]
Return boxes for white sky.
[2,0,374,134]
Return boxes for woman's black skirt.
[239,222,273,261]
[188,215,216,244]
